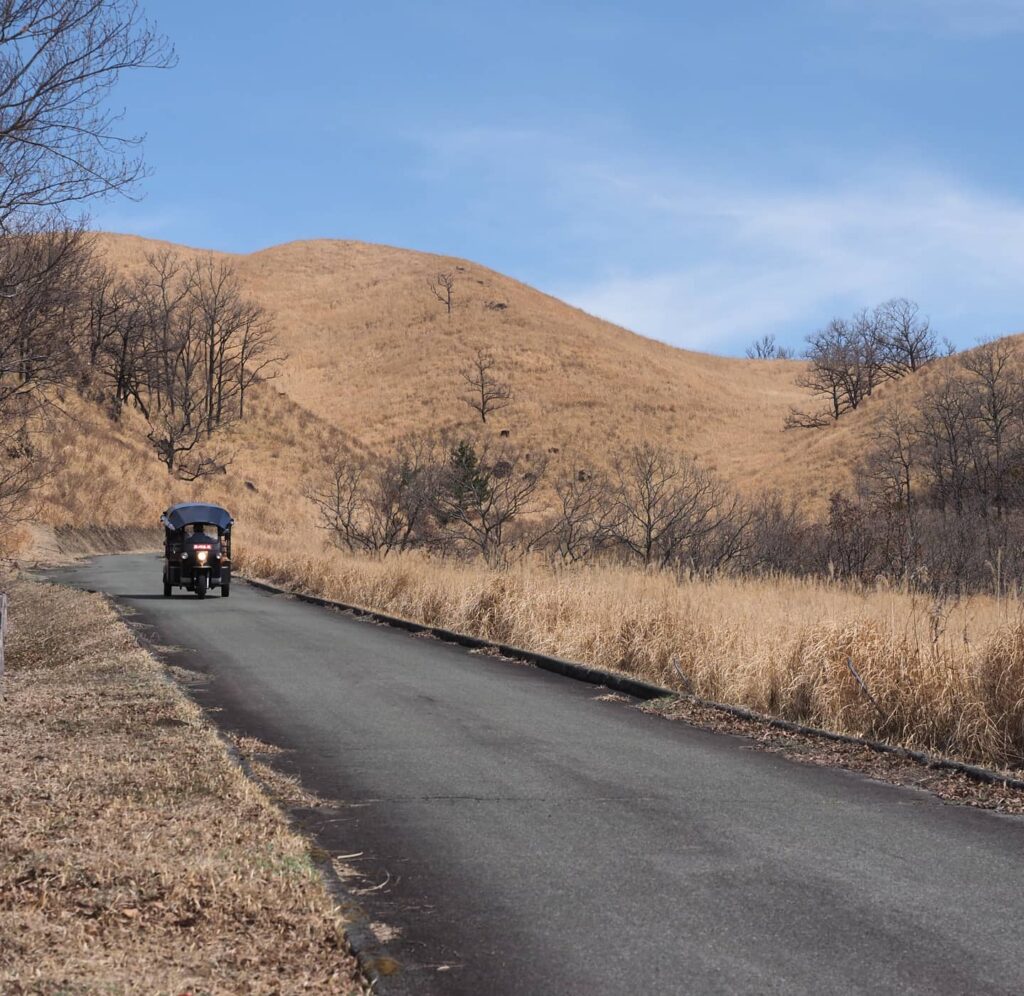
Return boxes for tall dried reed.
[240,543,1024,769]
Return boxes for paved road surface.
[54,554,1024,995]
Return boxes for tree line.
[0,228,279,515]
[86,249,279,475]
[308,334,1024,595]
[825,338,1024,591]
[304,436,748,569]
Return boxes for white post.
[0,592,7,682]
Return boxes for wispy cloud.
[843,0,1024,37]
[565,172,1024,351]
[417,128,1024,352]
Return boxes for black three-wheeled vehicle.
[161,502,233,599]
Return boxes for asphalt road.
[54,554,1024,995]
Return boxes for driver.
[185,522,220,554]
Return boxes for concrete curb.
[243,576,1024,794]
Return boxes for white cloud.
[417,127,1024,352]
[561,171,1024,350]
[846,0,1024,37]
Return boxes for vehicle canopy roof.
[161,502,233,532]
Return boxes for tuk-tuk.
[161,502,233,599]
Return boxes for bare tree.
[873,298,939,378]
[861,404,921,577]
[89,250,277,474]
[0,416,46,525]
[235,303,280,419]
[0,224,92,418]
[548,465,615,563]
[608,443,735,569]
[786,316,882,428]
[917,372,974,517]
[305,442,437,557]
[786,301,940,430]
[130,253,223,476]
[959,338,1024,518]
[0,224,92,524]
[91,272,148,417]
[746,491,817,575]
[0,0,173,526]
[462,347,512,423]
[188,255,279,432]
[825,492,876,581]
[745,334,794,360]
[0,1,174,228]
[429,271,455,316]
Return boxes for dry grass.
[0,573,365,994]
[93,232,869,506]
[240,546,1024,770]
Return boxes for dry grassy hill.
[29,229,976,558]
[93,233,868,507]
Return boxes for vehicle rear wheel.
[221,583,230,598]
[163,581,172,597]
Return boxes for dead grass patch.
[0,572,365,994]
[241,548,1024,771]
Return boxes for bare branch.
[461,346,511,424]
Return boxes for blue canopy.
[162,502,233,531]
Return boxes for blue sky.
[94,0,1024,355]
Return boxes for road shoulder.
[0,571,367,994]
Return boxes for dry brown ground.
[0,573,366,995]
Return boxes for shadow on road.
[121,594,187,601]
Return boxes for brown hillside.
[93,233,862,506]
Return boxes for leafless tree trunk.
[462,347,511,423]
[429,271,454,316]
[235,304,280,419]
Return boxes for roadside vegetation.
[0,572,364,993]
[239,544,1024,771]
